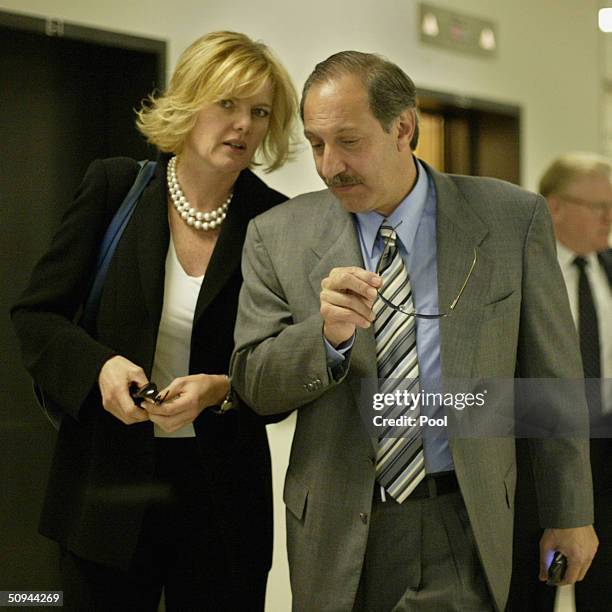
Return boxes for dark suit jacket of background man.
[509,249,611,612]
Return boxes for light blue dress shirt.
[325,160,454,473]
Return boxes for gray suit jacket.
[231,163,594,612]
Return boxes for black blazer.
[599,249,612,287]
[591,249,612,489]
[11,152,287,572]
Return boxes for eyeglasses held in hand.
[375,225,477,319]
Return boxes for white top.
[151,236,204,437]
[556,242,612,413]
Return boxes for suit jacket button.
[360,512,368,524]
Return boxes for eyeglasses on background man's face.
[559,194,612,218]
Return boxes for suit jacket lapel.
[135,160,169,337]
[598,251,612,288]
[308,196,379,452]
[192,174,253,321]
[193,170,284,321]
[307,195,363,292]
[427,163,490,379]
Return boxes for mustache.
[325,173,363,187]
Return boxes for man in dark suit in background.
[510,152,611,611]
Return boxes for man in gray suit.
[231,52,598,611]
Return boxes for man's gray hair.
[539,151,612,197]
[300,50,420,150]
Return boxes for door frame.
[0,9,166,85]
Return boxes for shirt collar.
[556,241,599,270]
[355,158,429,258]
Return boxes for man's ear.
[547,195,563,222]
[395,108,416,152]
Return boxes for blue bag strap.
[80,160,157,329]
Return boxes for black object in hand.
[130,382,165,406]
[546,551,567,586]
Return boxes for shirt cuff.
[324,333,355,366]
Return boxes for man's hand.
[98,356,150,425]
[320,267,382,347]
[143,374,229,433]
[539,525,598,585]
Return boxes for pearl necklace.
[167,156,232,231]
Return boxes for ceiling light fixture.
[599,8,612,32]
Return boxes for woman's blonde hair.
[136,31,297,172]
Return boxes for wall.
[0,0,603,194]
[0,1,603,609]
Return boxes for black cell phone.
[129,382,159,406]
[546,551,567,586]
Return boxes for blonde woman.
[12,31,297,611]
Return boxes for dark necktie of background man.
[574,256,602,420]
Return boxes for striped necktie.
[374,225,425,503]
